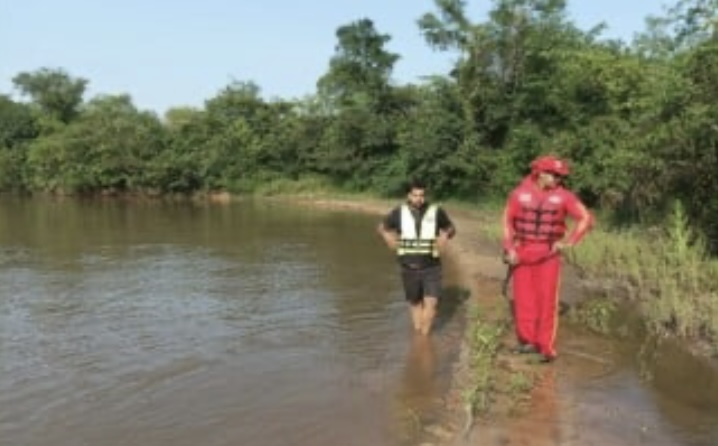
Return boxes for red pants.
[512,243,561,358]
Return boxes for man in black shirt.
[377,179,456,335]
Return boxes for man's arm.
[501,193,522,265]
[435,207,456,253]
[502,193,518,252]
[436,207,456,238]
[377,208,400,251]
[560,191,594,248]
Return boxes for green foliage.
[317,18,400,109]
[3,0,718,253]
[12,67,88,123]
[0,95,38,148]
[561,200,718,342]
[569,298,618,334]
[464,303,505,414]
[25,95,163,193]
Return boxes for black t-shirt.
[382,202,455,269]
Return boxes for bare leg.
[419,296,438,335]
[410,302,424,332]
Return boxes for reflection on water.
[549,313,718,446]
[0,196,466,446]
[500,368,561,446]
[403,335,439,405]
[395,334,439,443]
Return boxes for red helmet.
[530,155,569,177]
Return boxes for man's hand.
[503,249,518,265]
[385,236,399,251]
[436,230,450,252]
[379,231,399,251]
[377,223,399,251]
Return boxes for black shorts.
[400,264,442,304]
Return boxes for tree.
[0,95,37,149]
[25,94,165,193]
[0,96,38,190]
[419,0,590,145]
[12,67,88,123]
[317,18,400,110]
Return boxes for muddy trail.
[301,197,718,446]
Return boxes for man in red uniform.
[502,155,593,362]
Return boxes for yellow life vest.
[397,204,439,257]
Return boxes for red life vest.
[511,180,568,244]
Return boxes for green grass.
[463,303,507,415]
[507,370,534,395]
[567,297,619,335]
[572,202,718,341]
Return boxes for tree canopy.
[3,0,718,249]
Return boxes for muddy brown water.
[0,196,466,446]
[1,197,718,446]
[550,307,718,446]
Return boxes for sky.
[1,1,669,114]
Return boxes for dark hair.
[405,178,427,193]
